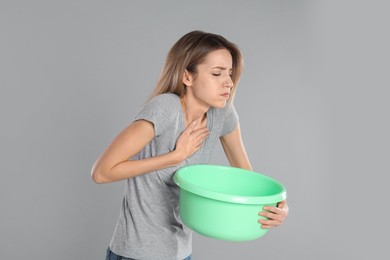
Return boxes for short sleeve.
[220,104,239,137]
[134,94,177,137]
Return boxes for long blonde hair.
[149,30,243,103]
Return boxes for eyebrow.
[211,66,233,71]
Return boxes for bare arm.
[91,119,209,184]
[221,124,289,228]
[220,123,252,171]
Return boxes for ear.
[182,69,193,87]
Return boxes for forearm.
[220,124,253,171]
[227,154,252,171]
[94,151,184,183]
[231,159,253,171]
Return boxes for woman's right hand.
[174,120,209,160]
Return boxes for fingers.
[183,120,198,135]
[186,116,204,130]
[187,118,209,143]
[258,211,282,229]
[258,203,288,229]
[262,205,285,215]
[259,208,283,221]
[192,128,209,150]
[258,218,280,229]
[175,117,209,158]
[192,126,209,139]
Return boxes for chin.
[212,101,227,109]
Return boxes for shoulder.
[212,103,237,118]
[148,93,179,107]
[135,93,180,136]
[139,93,180,116]
[211,103,239,137]
[139,93,180,114]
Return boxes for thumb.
[184,120,197,132]
[185,115,204,131]
[277,200,286,208]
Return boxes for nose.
[224,76,234,89]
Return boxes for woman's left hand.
[258,200,289,229]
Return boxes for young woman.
[91,30,289,260]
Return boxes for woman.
[91,30,289,260]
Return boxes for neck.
[181,95,209,126]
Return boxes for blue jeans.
[106,247,192,260]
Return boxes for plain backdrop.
[1,0,389,259]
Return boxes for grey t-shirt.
[109,93,239,259]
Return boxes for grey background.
[1,0,389,259]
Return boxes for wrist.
[171,149,185,165]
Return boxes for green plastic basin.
[173,164,287,241]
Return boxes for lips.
[221,93,230,98]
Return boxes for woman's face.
[185,48,234,109]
